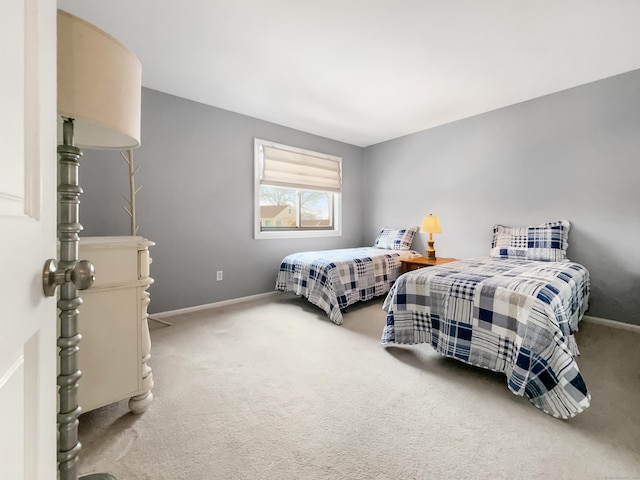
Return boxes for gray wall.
[80,71,640,325]
[363,69,640,325]
[79,88,364,313]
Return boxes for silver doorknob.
[42,258,95,297]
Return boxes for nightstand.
[400,256,457,274]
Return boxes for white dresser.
[76,236,155,414]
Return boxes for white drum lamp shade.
[57,9,142,149]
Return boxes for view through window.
[254,139,342,238]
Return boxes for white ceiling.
[57,1,640,147]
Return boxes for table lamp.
[421,214,442,259]
[43,10,141,480]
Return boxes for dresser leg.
[129,290,154,414]
[128,390,153,414]
[129,354,153,414]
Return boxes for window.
[254,138,342,239]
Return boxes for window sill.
[254,229,341,240]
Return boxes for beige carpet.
[78,293,640,479]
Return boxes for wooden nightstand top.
[400,256,458,273]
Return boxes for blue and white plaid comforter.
[382,256,591,418]
[276,247,419,324]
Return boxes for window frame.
[254,138,342,239]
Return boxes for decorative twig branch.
[121,149,141,235]
[121,150,170,327]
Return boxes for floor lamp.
[43,10,142,480]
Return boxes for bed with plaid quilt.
[382,256,591,418]
[276,247,419,324]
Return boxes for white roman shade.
[260,144,342,193]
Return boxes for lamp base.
[80,474,117,480]
[426,239,437,260]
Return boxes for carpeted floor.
[78,293,640,479]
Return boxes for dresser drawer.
[79,236,154,288]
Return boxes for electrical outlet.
[216,270,223,281]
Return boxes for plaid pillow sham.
[373,226,418,251]
[490,220,570,261]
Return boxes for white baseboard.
[150,291,279,320]
[152,296,640,333]
[582,315,640,334]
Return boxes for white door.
[0,1,58,479]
